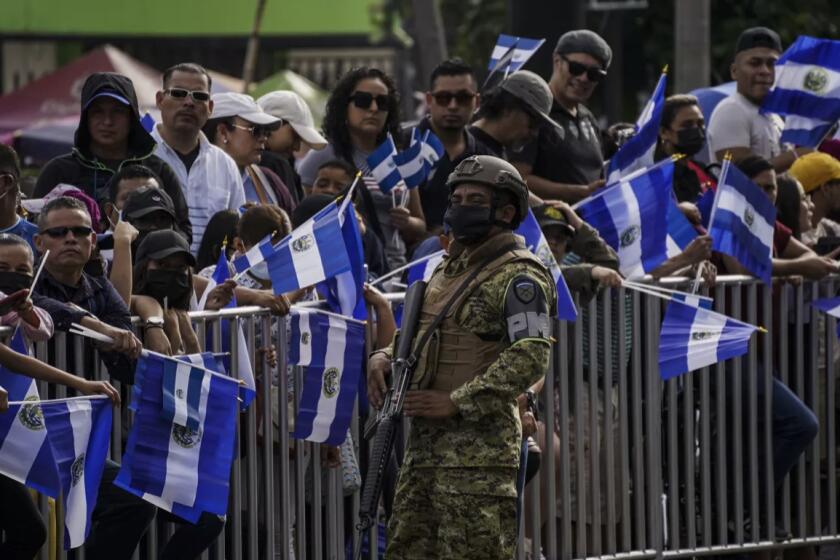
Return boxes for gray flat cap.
[500,70,561,131]
[554,29,612,69]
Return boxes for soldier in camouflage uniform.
[368,155,557,560]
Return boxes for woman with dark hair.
[195,209,240,271]
[297,67,426,269]
[655,94,717,203]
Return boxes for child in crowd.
[0,233,53,342]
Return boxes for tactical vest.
[410,232,544,392]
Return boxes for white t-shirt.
[707,92,786,163]
[151,126,246,256]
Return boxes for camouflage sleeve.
[450,265,553,419]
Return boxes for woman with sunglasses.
[203,93,296,216]
[298,67,426,270]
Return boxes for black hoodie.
[34,72,192,242]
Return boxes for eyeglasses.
[229,123,272,139]
[430,91,477,106]
[165,88,211,102]
[40,226,94,238]
[349,92,390,110]
[561,55,607,82]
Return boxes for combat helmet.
[446,155,530,228]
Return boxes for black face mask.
[444,204,494,245]
[142,269,191,306]
[674,127,706,157]
[0,271,32,294]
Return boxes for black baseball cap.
[135,229,196,266]
[534,204,575,238]
[122,187,176,221]
[735,27,782,55]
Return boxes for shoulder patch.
[504,273,550,343]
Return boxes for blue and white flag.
[670,291,714,310]
[659,299,758,380]
[666,196,699,258]
[289,310,366,445]
[267,203,352,294]
[41,396,112,549]
[576,161,673,279]
[117,352,239,522]
[606,70,668,183]
[761,36,840,147]
[317,201,368,321]
[516,208,578,321]
[488,34,546,74]
[0,329,60,497]
[696,188,716,229]
[231,232,274,275]
[366,135,402,193]
[161,360,208,432]
[707,159,776,285]
[406,250,445,285]
[392,133,427,188]
[420,129,445,168]
[199,249,257,408]
[813,296,840,338]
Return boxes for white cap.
[211,92,280,126]
[257,91,328,150]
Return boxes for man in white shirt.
[708,27,810,172]
[150,62,246,255]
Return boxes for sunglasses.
[349,92,390,110]
[561,55,607,82]
[165,88,211,102]
[40,226,94,238]
[430,91,476,106]
[229,122,273,139]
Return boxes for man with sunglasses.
[34,72,191,242]
[510,30,612,203]
[32,196,157,559]
[151,63,247,255]
[0,146,38,252]
[414,58,494,232]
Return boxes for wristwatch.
[143,316,165,330]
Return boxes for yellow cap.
[789,152,840,194]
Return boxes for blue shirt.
[0,217,38,252]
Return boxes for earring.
[223,137,229,144]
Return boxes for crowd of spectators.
[1,22,840,559]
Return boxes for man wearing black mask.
[655,94,716,204]
[368,155,556,559]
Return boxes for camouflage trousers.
[385,464,518,560]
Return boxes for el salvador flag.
[316,200,368,321]
[266,203,352,294]
[199,250,257,408]
[607,71,668,183]
[290,310,366,445]
[116,352,239,522]
[488,34,545,73]
[761,35,840,147]
[707,160,776,285]
[232,232,274,275]
[515,208,578,321]
[696,188,716,229]
[659,299,757,380]
[394,249,446,327]
[392,133,427,188]
[577,161,673,279]
[41,396,112,549]
[161,359,207,432]
[666,196,699,258]
[366,135,402,193]
[420,129,445,169]
[0,328,60,497]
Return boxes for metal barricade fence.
[10,276,840,559]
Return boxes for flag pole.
[690,153,731,294]
[571,155,682,211]
[27,249,50,302]
[368,249,446,287]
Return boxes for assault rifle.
[354,279,426,559]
